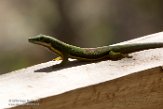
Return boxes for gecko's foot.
[109,51,132,60]
[123,54,132,58]
[52,56,63,61]
[52,56,68,68]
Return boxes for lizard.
[28,34,163,65]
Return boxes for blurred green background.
[0,0,163,74]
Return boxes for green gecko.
[28,34,163,65]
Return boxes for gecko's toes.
[124,54,132,58]
[53,56,63,61]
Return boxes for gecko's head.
[28,34,65,51]
[29,34,50,43]
[28,34,57,47]
[29,34,66,56]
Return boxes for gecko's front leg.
[53,54,69,65]
[60,55,68,65]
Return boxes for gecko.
[28,34,163,65]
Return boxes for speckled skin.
[29,34,163,64]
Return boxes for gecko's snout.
[28,37,36,43]
[28,34,46,43]
[28,36,41,43]
[28,37,33,42]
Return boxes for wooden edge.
[12,66,163,109]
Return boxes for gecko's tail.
[109,43,163,54]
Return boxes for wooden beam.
[0,32,163,109]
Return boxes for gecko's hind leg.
[109,51,132,60]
